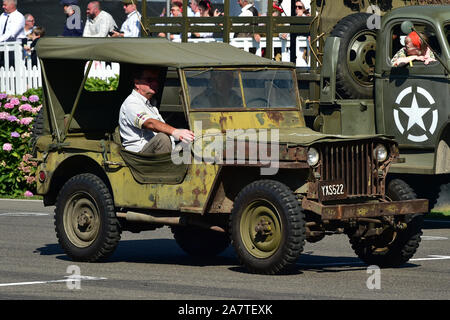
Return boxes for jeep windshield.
[185,68,298,110]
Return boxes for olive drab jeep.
[32,38,428,275]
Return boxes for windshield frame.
[181,67,301,112]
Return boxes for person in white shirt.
[111,0,141,38]
[83,1,117,37]
[0,0,25,43]
[188,0,201,17]
[119,68,194,154]
[234,0,260,43]
[23,13,35,39]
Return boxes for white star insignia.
[400,94,430,131]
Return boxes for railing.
[0,41,41,95]
[172,36,310,66]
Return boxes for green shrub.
[0,92,41,197]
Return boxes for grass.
[0,194,42,200]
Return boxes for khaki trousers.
[140,133,172,155]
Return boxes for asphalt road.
[0,199,449,302]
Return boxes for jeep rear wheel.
[55,173,121,262]
[348,179,424,267]
[230,180,305,275]
[172,226,230,257]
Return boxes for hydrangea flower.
[11,131,20,138]
[0,111,10,120]
[3,143,12,151]
[3,102,14,109]
[19,104,33,112]
[29,95,39,103]
[9,98,20,105]
[21,96,28,101]
[0,93,7,100]
[24,190,34,197]
[7,115,18,122]
[20,117,33,125]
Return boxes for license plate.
[318,180,347,201]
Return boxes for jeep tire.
[349,179,424,267]
[230,180,305,275]
[55,173,121,262]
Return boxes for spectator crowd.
[0,0,311,66]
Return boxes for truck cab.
[374,6,450,177]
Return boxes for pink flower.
[20,117,33,125]
[0,111,10,120]
[26,176,36,184]
[29,95,39,103]
[7,115,18,122]
[11,131,20,138]
[19,103,33,112]
[9,98,20,105]
[0,93,7,100]
[24,190,34,197]
[3,143,12,152]
[21,96,28,101]
[3,102,14,109]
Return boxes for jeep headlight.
[374,144,388,162]
[307,147,320,166]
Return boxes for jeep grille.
[316,141,385,197]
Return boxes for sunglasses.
[296,6,304,9]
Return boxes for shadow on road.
[34,239,420,275]
[35,238,238,267]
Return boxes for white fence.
[1,36,309,95]
[0,41,42,95]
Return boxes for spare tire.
[330,13,376,99]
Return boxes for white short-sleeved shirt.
[119,90,170,152]
[120,10,141,37]
[0,10,25,42]
[83,10,117,37]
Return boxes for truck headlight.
[374,144,388,162]
[307,147,320,166]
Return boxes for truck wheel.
[230,180,305,274]
[172,226,230,257]
[349,179,424,267]
[55,173,121,262]
[330,13,376,99]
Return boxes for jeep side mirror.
[401,21,414,34]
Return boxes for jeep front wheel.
[348,179,424,267]
[230,180,306,274]
[55,173,121,262]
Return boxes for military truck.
[32,38,427,275]
[297,5,450,210]
[140,0,449,210]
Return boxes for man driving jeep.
[119,68,195,154]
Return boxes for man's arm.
[142,118,194,142]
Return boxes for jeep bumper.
[301,198,428,220]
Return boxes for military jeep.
[32,38,428,275]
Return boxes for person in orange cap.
[391,31,436,67]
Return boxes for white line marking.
[410,255,450,262]
[0,212,49,217]
[0,275,106,287]
[421,236,448,241]
[0,199,43,202]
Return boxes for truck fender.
[435,121,450,174]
